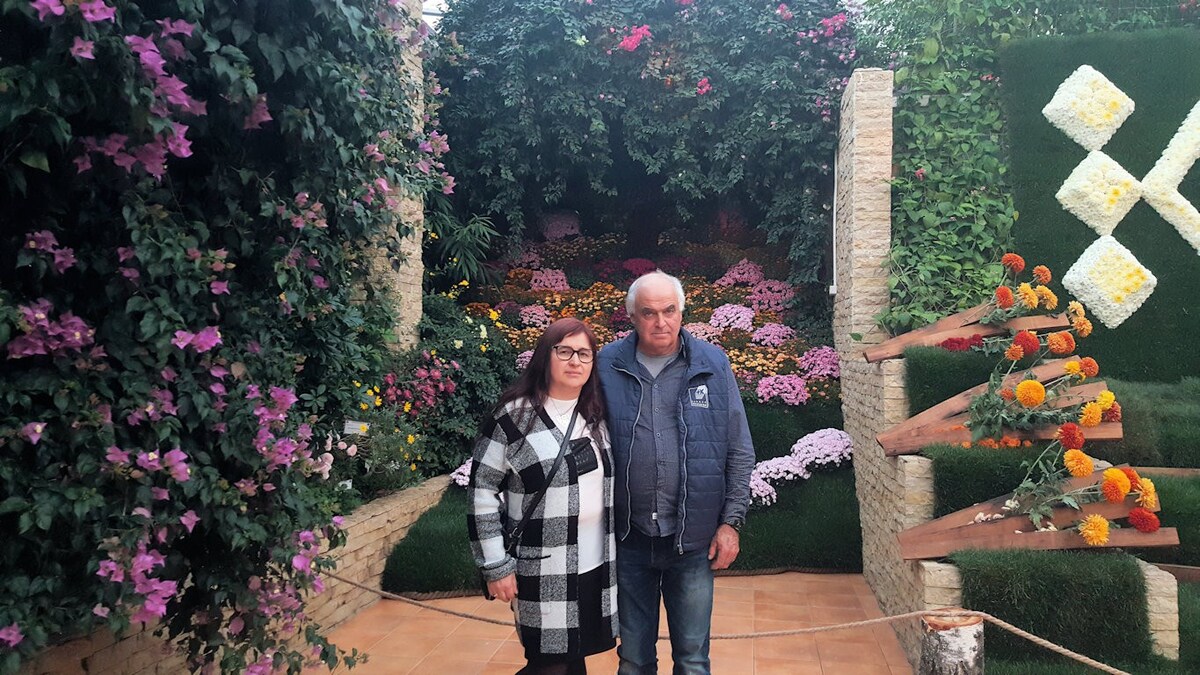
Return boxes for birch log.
[918,613,984,675]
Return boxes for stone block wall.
[19,476,451,675]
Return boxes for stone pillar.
[834,68,936,666]
[1140,560,1181,660]
[362,0,426,351]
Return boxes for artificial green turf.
[381,466,863,593]
[922,443,1044,517]
[1099,378,1200,467]
[989,580,1200,674]
[732,466,862,572]
[904,346,1024,416]
[1133,475,1200,568]
[951,549,1153,664]
[381,487,478,595]
[1001,29,1200,383]
[744,400,844,460]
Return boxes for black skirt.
[521,564,616,662]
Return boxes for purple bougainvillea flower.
[191,326,222,352]
[312,275,329,289]
[243,95,272,130]
[30,0,65,22]
[70,37,95,59]
[136,451,162,472]
[20,422,45,445]
[180,510,199,533]
[52,246,77,273]
[105,446,130,465]
[171,330,194,349]
[92,605,110,618]
[79,0,115,22]
[156,18,194,37]
[117,246,136,262]
[210,280,229,295]
[0,622,23,648]
[119,266,141,281]
[25,230,58,250]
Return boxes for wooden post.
[919,613,984,675]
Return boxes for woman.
[467,318,617,674]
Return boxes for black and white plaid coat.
[467,399,618,656]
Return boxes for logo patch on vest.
[688,385,709,408]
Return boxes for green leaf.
[19,150,50,172]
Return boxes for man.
[597,270,755,674]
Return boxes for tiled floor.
[325,572,914,674]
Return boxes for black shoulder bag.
[479,409,578,600]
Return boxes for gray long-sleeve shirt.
[627,351,687,537]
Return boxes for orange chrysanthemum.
[1078,514,1110,546]
[1120,468,1142,487]
[1015,380,1046,408]
[1102,478,1130,503]
[1002,253,1026,273]
[1128,507,1161,533]
[1073,317,1093,338]
[999,388,1015,402]
[979,437,1000,449]
[1057,422,1085,450]
[995,286,1015,309]
[1032,265,1052,284]
[1046,331,1076,355]
[1035,285,1058,310]
[1001,435,1021,448]
[1079,402,1103,428]
[1103,401,1123,423]
[1063,449,1094,478]
[1005,344,1024,361]
[1017,283,1039,309]
[1079,357,1099,378]
[1013,331,1040,355]
[1068,300,1086,320]
[1137,478,1159,510]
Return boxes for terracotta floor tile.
[709,636,754,660]
[479,664,521,675]
[715,585,753,603]
[339,655,416,674]
[435,637,507,662]
[756,601,812,623]
[813,626,878,645]
[815,638,888,666]
[891,663,916,675]
[752,574,808,592]
[715,574,757,590]
[385,615,465,639]
[372,598,432,619]
[489,640,528,664]
[409,656,489,674]
[713,599,755,618]
[755,658,824,675]
[708,653,755,674]
[364,634,448,660]
[809,592,866,608]
[448,618,516,640]
[820,663,893,675]
[754,634,820,662]
[809,605,868,625]
[754,589,809,606]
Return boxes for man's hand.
[707,524,740,570]
[487,574,518,602]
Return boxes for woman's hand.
[487,574,518,602]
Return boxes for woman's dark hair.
[495,318,605,436]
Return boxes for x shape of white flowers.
[1042,65,1200,327]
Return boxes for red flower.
[1013,330,1040,355]
[1001,253,1026,273]
[1103,401,1123,423]
[1121,467,1142,487]
[1128,507,1160,533]
[1080,357,1099,378]
[999,388,1015,401]
[1056,422,1085,450]
[995,286,1014,309]
[696,77,712,95]
[1032,265,1052,284]
[915,168,926,181]
[939,334,984,352]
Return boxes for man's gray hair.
[626,271,686,315]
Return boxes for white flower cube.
[1042,65,1136,151]
[1056,151,1143,235]
[1141,100,1200,253]
[1062,236,1158,328]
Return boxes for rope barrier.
[323,571,1131,674]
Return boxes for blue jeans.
[616,529,714,675]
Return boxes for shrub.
[950,549,1152,663]
[0,1,447,671]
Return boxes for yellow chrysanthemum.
[1096,390,1115,411]
[1063,361,1083,378]
[1078,514,1110,546]
[1034,285,1059,310]
[407,434,416,445]
[1137,478,1159,510]
[1063,449,1094,478]
[1015,380,1046,408]
[359,402,369,410]
[1068,300,1086,320]
[1101,467,1132,502]
[1017,283,1039,309]
[1079,402,1103,428]
[403,401,413,413]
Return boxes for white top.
[545,396,605,573]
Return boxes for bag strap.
[506,408,578,555]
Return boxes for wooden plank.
[862,307,1069,363]
[876,358,1083,448]
[899,527,1178,560]
[1134,467,1200,479]
[882,420,1123,456]
[1152,564,1200,583]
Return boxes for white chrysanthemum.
[1055,151,1142,235]
[1062,236,1158,328]
[1042,65,1136,151]
[1141,100,1200,253]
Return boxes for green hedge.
[904,346,1012,416]
[745,400,844,460]
[1134,475,1200,568]
[922,444,1042,517]
[1002,28,1200,383]
[382,488,478,595]
[1101,378,1200,468]
[733,466,862,572]
[951,549,1152,663]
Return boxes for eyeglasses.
[552,345,594,363]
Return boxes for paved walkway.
[326,572,914,674]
